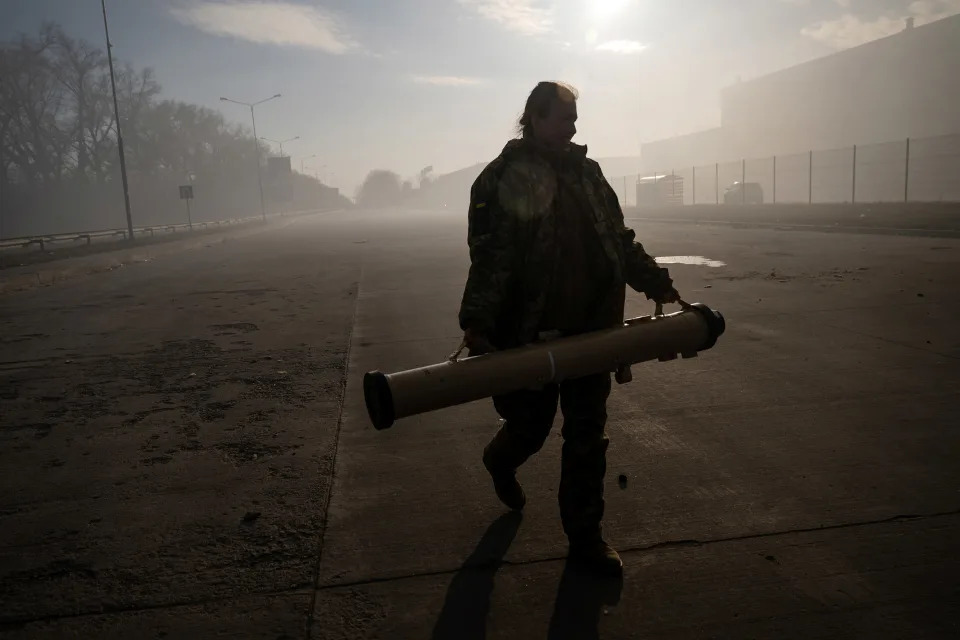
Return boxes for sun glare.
[591,0,630,21]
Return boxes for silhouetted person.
[459,81,680,574]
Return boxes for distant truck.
[724,181,764,204]
[636,173,684,207]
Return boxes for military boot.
[482,444,526,511]
[567,536,623,575]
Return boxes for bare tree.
[357,170,403,208]
[48,26,108,182]
[0,27,70,185]
[0,22,349,236]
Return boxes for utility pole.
[250,105,265,220]
[741,159,746,204]
[904,137,911,202]
[301,154,317,174]
[220,94,282,221]
[851,144,857,204]
[261,136,299,158]
[101,0,134,241]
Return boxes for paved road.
[1,209,958,638]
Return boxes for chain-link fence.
[611,132,960,207]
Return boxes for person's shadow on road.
[431,511,523,640]
[547,561,624,640]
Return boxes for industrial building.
[639,13,960,204]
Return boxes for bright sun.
[591,0,630,21]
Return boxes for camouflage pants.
[486,372,611,541]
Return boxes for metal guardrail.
[0,209,322,254]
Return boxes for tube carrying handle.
[448,338,467,363]
[654,298,693,317]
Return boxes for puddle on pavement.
[655,256,726,268]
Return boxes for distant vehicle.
[636,173,684,207]
[724,181,764,204]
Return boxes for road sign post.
[179,185,194,230]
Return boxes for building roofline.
[720,12,960,96]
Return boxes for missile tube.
[364,302,724,430]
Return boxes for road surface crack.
[313,507,960,592]
[305,268,363,640]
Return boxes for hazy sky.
[4,0,959,194]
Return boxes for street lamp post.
[260,136,299,158]
[220,93,281,221]
[101,0,134,241]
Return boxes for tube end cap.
[363,371,395,430]
[690,303,726,350]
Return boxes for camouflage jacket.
[458,138,673,348]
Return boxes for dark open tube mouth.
[363,371,395,430]
[690,303,726,351]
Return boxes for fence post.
[715,163,719,204]
[740,158,747,204]
[772,155,777,204]
[692,166,696,205]
[904,137,911,202]
[808,150,813,204]
[851,144,857,204]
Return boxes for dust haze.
[1,1,959,638]
[3,1,958,239]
